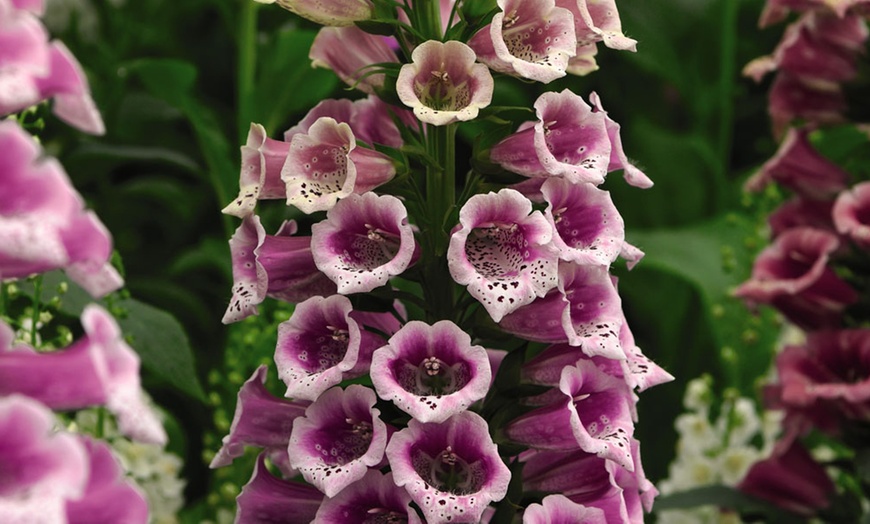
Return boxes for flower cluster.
[212,0,671,522]
[736,0,870,517]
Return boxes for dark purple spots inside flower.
[394,357,471,397]
[295,324,350,374]
[312,418,374,466]
[336,224,401,272]
[411,446,486,496]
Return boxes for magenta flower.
[310,26,398,94]
[0,305,167,444]
[311,192,416,294]
[396,40,494,126]
[588,92,653,188]
[448,188,559,322]
[210,366,309,475]
[385,411,511,524]
[769,196,836,238]
[833,181,870,249]
[236,453,324,524]
[467,0,576,83]
[523,494,606,523]
[284,96,410,149]
[767,72,846,139]
[505,360,635,470]
[282,117,396,214]
[222,123,291,218]
[275,294,389,401]
[265,0,374,26]
[312,470,423,524]
[223,215,335,324]
[0,121,122,298]
[0,395,88,521]
[370,320,491,423]
[287,385,388,497]
[555,0,637,52]
[568,42,599,75]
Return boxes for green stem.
[0,282,6,318]
[418,0,443,40]
[716,0,739,210]
[422,123,457,321]
[237,0,258,142]
[31,275,42,347]
[96,407,106,439]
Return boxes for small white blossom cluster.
[657,376,782,524]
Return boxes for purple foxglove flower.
[311,192,416,294]
[310,26,398,94]
[287,385,388,497]
[588,92,653,188]
[541,178,626,266]
[385,411,511,524]
[833,182,870,249]
[236,453,324,524]
[0,305,167,444]
[523,494,606,523]
[0,395,88,522]
[282,117,396,214]
[768,196,836,238]
[370,320,491,423]
[0,121,122,297]
[759,0,870,25]
[767,72,845,139]
[617,322,674,392]
[500,262,625,360]
[222,123,291,218]
[284,96,411,149]
[65,436,149,524]
[505,360,635,470]
[567,42,599,76]
[312,469,423,524]
[267,0,374,26]
[744,126,850,199]
[210,366,309,474]
[467,0,577,84]
[448,188,559,322]
[223,215,335,324]
[275,294,389,401]
[5,0,44,15]
[396,40,494,126]
[555,0,637,51]
[734,227,858,330]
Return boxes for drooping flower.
[448,188,559,323]
[283,96,410,149]
[274,294,390,401]
[768,196,836,237]
[766,72,846,138]
[522,494,607,524]
[281,117,396,214]
[0,305,167,445]
[222,215,335,324]
[555,0,637,51]
[567,42,599,76]
[370,320,491,423]
[287,385,388,497]
[396,40,494,126]
[468,0,576,84]
[310,26,398,94]
[833,181,870,249]
[588,92,653,188]
[261,0,374,26]
[385,411,511,524]
[312,470,423,524]
[0,121,122,297]
[310,192,416,294]
[222,123,291,218]
[236,453,324,524]
[210,366,309,475]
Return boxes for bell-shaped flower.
[448,188,559,322]
[236,453,324,524]
[588,92,653,188]
[287,385,388,497]
[311,192,416,294]
[734,227,858,330]
[210,366,309,475]
[767,72,845,139]
[500,263,625,360]
[468,0,576,84]
[385,411,511,524]
[567,42,599,76]
[266,0,374,26]
[396,40,494,126]
[505,360,636,470]
[310,26,398,94]
[312,470,423,524]
[616,322,674,392]
[65,436,149,524]
[522,494,606,523]
[769,196,836,238]
[0,121,121,297]
[284,96,410,149]
[275,294,390,401]
[833,181,870,250]
[555,0,637,51]
[281,117,396,214]
[223,215,335,324]
[222,123,291,218]
[0,395,89,522]
[370,320,491,423]
[0,305,167,444]
[745,126,850,199]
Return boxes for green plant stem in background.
[237,0,259,142]
[422,123,457,321]
[419,0,443,40]
[717,0,738,177]
[30,275,42,345]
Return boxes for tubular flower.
[588,92,653,188]
[284,96,410,149]
[0,121,122,297]
[769,196,836,237]
[448,188,559,323]
[310,26,398,94]
[236,453,324,524]
[385,411,511,524]
[287,385,388,497]
[555,0,637,51]
[222,123,291,218]
[310,192,416,294]
[468,0,577,84]
[833,181,870,249]
[312,470,423,524]
[396,40,494,126]
[274,294,389,401]
[260,0,374,26]
[281,117,396,214]
[370,320,491,423]
[522,494,607,523]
